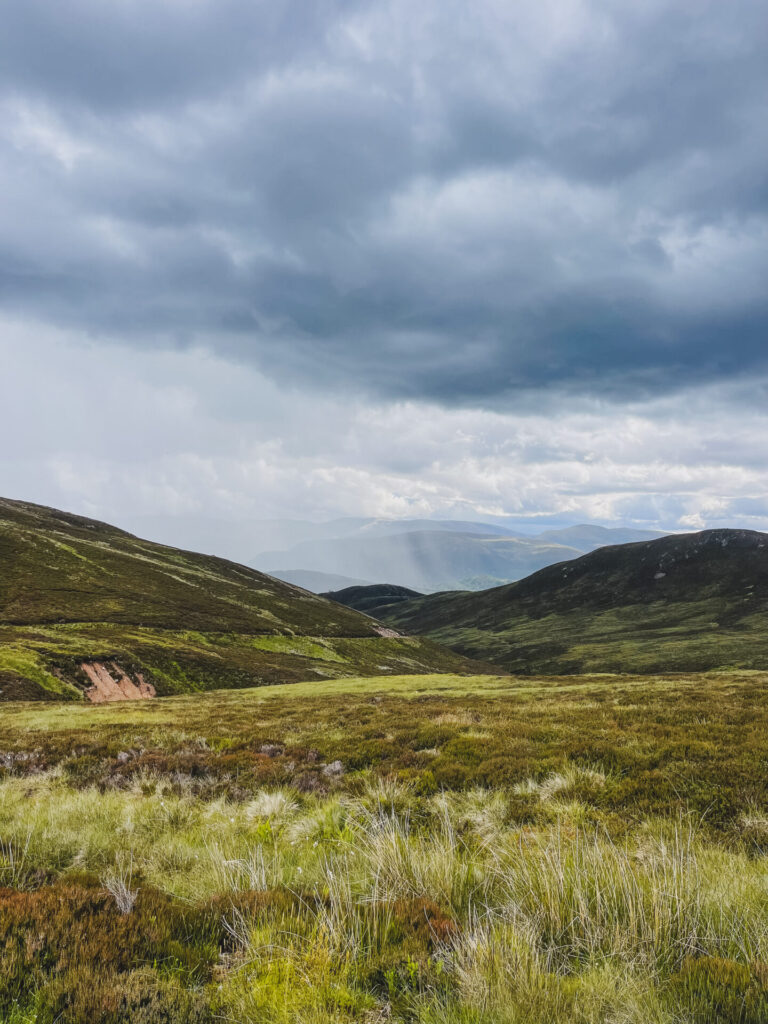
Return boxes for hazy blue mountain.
[347,519,521,538]
[120,514,519,567]
[119,512,660,590]
[254,530,585,593]
[536,525,663,549]
[252,523,669,593]
[268,569,376,592]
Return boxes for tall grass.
[1,771,767,1021]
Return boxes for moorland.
[2,671,768,1023]
[2,498,768,1023]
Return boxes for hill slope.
[322,584,424,619]
[0,497,485,700]
[383,529,768,674]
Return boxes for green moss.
[0,646,80,699]
[247,635,347,661]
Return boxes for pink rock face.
[81,662,156,703]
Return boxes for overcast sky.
[2,0,767,542]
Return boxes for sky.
[2,0,767,545]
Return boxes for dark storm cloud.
[1,0,766,402]
[0,0,360,110]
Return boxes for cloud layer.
[2,1,767,538]
[2,0,767,401]
[4,320,768,540]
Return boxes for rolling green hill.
[321,583,424,619]
[383,529,768,674]
[0,497,485,700]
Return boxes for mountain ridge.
[382,528,768,674]
[322,584,424,620]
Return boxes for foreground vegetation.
[2,672,768,1022]
[2,671,765,824]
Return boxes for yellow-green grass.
[0,624,484,701]
[2,671,767,828]
[2,672,768,1023]
[1,775,768,1023]
[0,667,743,727]
[0,672,516,728]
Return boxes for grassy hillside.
[322,583,423,618]
[0,496,381,634]
[1,671,767,1022]
[0,497,483,700]
[384,529,768,674]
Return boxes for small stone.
[295,772,326,794]
[322,760,344,778]
[259,743,284,758]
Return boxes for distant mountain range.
[119,514,518,565]
[379,529,768,674]
[270,569,376,592]
[255,522,663,593]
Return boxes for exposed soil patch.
[81,662,156,703]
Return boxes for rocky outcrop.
[81,662,156,703]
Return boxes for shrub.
[667,956,768,1023]
[36,969,213,1024]
[0,882,221,1015]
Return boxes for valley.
[2,498,767,1023]
[255,519,662,593]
